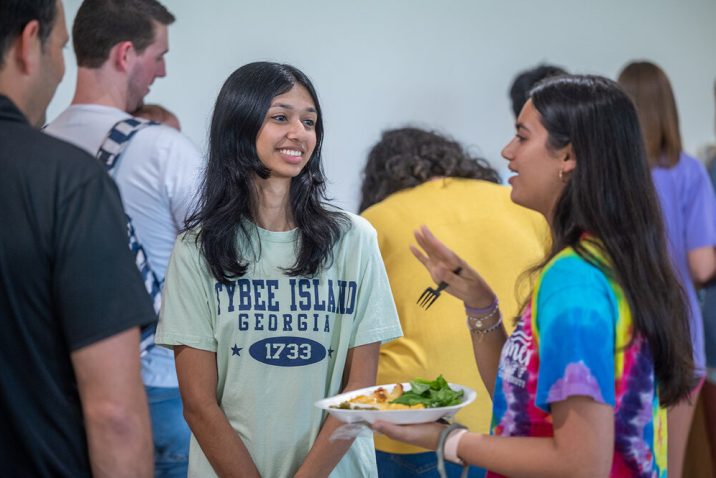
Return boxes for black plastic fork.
[417,267,462,310]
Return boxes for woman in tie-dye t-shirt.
[373,76,696,477]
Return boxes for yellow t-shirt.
[361,178,549,454]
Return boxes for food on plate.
[391,375,465,407]
[333,383,423,410]
[316,378,475,424]
[332,375,463,410]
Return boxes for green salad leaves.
[389,375,464,408]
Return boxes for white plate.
[315,382,476,424]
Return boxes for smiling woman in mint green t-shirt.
[155,62,401,478]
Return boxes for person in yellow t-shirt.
[359,127,548,478]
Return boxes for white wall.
[48,0,716,212]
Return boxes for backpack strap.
[98,117,157,173]
[97,117,161,356]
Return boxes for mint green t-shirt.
[156,213,402,478]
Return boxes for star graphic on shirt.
[328,348,335,358]
[231,344,242,356]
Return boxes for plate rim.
[314,381,477,414]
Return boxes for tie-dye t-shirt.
[489,243,667,478]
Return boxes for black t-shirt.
[0,96,156,476]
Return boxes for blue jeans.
[145,386,191,478]
[376,450,485,478]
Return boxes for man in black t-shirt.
[0,1,155,476]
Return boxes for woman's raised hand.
[411,225,496,309]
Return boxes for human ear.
[16,20,42,75]
[561,144,577,174]
[112,41,135,72]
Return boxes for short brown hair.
[618,61,682,168]
[0,0,57,69]
[73,0,174,68]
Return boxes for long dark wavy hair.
[358,127,500,212]
[528,75,694,406]
[185,62,349,283]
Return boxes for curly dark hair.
[358,127,500,212]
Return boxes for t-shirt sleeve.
[161,130,204,228]
[54,171,156,351]
[348,223,403,348]
[155,234,217,352]
[534,257,617,411]
[684,159,716,251]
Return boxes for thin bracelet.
[467,312,503,337]
[464,296,498,316]
[437,423,469,478]
[466,307,499,329]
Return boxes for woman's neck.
[252,177,294,231]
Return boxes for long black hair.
[529,75,694,406]
[359,127,500,212]
[185,62,349,283]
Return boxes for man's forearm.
[71,328,153,478]
[84,396,153,478]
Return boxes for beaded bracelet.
[464,296,498,316]
[467,311,503,337]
